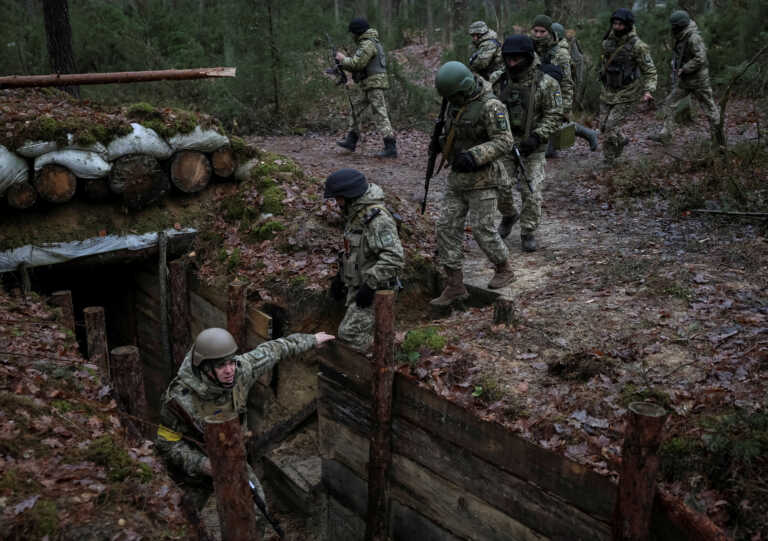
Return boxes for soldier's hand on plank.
[314,332,336,345]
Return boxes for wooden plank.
[319,342,372,391]
[319,415,370,480]
[328,494,366,541]
[189,273,227,310]
[390,500,462,541]
[248,400,316,459]
[189,291,226,338]
[323,458,369,519]
[318,373,372,437]
[247,307,272,341]
[263,455,321,516]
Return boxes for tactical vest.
[353,39,387,82]
[497,70,543,137]
[601,36,639,90]
[343,203,393,288]
[445,93,492,162]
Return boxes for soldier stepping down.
[430,60,516,307]
[335,17,397,158]
[491,35,563,251]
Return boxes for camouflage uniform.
[599,27,657,163]
[437,76,514,270]
[338,183,404,351]
[567,33,586,104]
[537,38,574,115]
[155,334,317,513]
[469,29,504,81]
[660,21,719,139]
[341,28,393,138]
[491,56,563,234]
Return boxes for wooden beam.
[227,279,248,351]
[169,257,191,367]
[0,67,236,89]
[50,290,75,336]
[83,306,109,377]
[110,345,150,440]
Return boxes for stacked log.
[171,151,211,193]
[34,164,77,203]
[110,154,170,209]
[6,182,37,209]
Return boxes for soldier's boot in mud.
[337,131,359,151]
[430,267,469,306]
[521,230,537,252]
[488,260,516,289]
[575,123,599,151]
[375,136,397,158]
[498,213,519,240]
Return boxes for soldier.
[430,61,516,306]
[491,36,563,252]
[649,10,720,145]
[335,17,397,158]
[325,168,404,351]
[155,327,335,529]
[598,8,657,165]
[468,20,504,81]
[531,15,574,120]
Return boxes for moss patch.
[247,220,285,242]
[261,186,286,215]
[79,435,151,483]
[397,327,446,364]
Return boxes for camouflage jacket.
[600,27,657,105]
[568,37,586,93]
[341,28,388,91]
[155,334,317,479]
[439,76,514,191]
[491,56,563,150]
[469,30,504,81]
[342,183,404,290]
[673,21,710,89]
[539,38,574,113]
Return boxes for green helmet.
[551,22,565,41]
[435,61,476,103]
[191,328,238,368]
[468,21,489,35]
[669,10,690,30]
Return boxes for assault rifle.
[422,98,448,214]
[511,145,534,194]
[324,33,357,125]
[249,479,285,538]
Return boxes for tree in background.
[42,0,80,98]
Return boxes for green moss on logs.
[261,186,285,215]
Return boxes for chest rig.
[497,70,540,137]
[601,36,638,90]
[445,94,489,161]
[353,38,387,82]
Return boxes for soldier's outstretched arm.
[467,99,515,165]
[362,214,405,288]
[341,40,376,72]
[238,333,329,380]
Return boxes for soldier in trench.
[155,327,335,531]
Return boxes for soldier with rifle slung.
[429,61,516,307]
[155,327,334,535]
[334,17,397,158]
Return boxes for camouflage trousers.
[599,100,638,163]
[437,186,509,270]
[349,88,394,138]
[499,152,547,234]
[661,84,719,135]
[339,288,375,352]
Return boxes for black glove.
[329,274,347,301]
[452,151,478,172]
[519,134,541,156]
[354,283,376,308]
[428,139,442,155]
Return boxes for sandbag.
[17,134,108,159]
[0,145,30,194]
[168,125,229,153]
[107,123,173,161]
[35,150,112,179]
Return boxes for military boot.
[337,131,359,151]
[521,230,537,252]
[498,213,519,239]
[575,123,599,151]
[430,268,469,306]
[375,136,397,158]
[488,260,515,289]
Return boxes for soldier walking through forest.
[325,168,404,351]
[649,10,721,146]
[491,36,563,252]
[598,8,657,166]
[430,61,516,307]
[155,327,334,533]
[335,17,397,158]
[467,20,504,81]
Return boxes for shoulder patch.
[553,88,563,108]
[494,109,508,130]
[364,207,383,225]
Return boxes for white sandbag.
[168,125,229,153]
[35,150,112,179]
[17,134,108,159]
[107,123,173,161]
[0,145,30,194]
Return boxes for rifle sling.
[437,103,469,173]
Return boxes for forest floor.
[252,98,768,540]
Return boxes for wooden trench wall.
[318,344,685,541]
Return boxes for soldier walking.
[324,168,404,351]
[335,17,397,158]
[468,20,504,81]
[531,15,574,123]
[649,10,721,146]
[598,8,657,166]
[491,36,563,252]
[430,61,516,307]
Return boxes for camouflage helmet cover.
[551,22,565,41]
[468,21,489,36]
[435,61,476,99]
[669,10,691,29]
[191,328,238,368]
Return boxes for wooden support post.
[158,231,172,369]
[613,401,668,541]
[83,307,109,377]
[50,290,75,335]
[17,263,31,299]
[366,290,395,541]
[110,346,150,440]
[203,414,260,541]
[493,298,517,325]
[169,257,191,367]
[227,279,248,351]
[654,488,729,541]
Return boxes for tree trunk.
[211,146,237,178]
[84,306,109,377]
[110,345,150,440]
[82,177,111,201]
[0,67,237,89]
[265,0,280,116]
[50,290,76,335]
[170,151,211,193]
[6,181,37,209]
[109,154,169,208]
[42,0,80,97]
[34,164,76,203]
[426,0,433,45]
